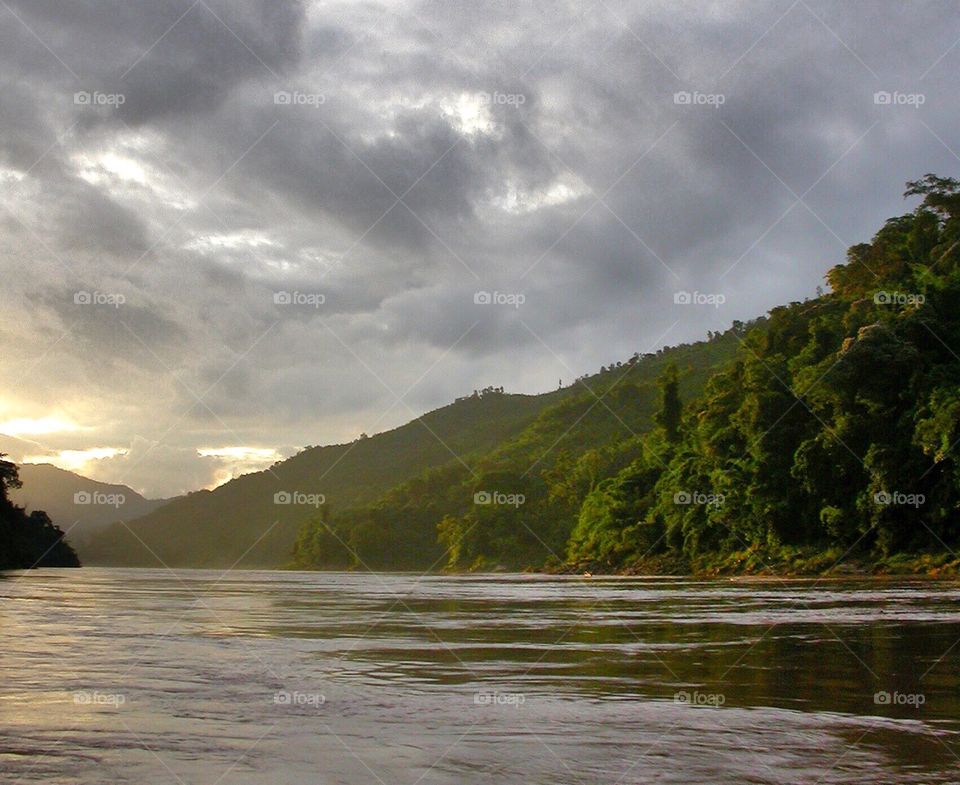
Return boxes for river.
[2,568,959,783]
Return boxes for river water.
[1,568,959,783]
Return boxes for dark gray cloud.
[1,0,958,495]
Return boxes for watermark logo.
[274,490,325,508]
[274,90,325,108]
[274,690,325,707]
[873,491,924,508]
[74,490,125,508]
[273,290,325,308]
[874,690,925,707]
[474,690,525,706]
[673,490,725,508]
[674,690,725,707]
[674,290,725,308]
[873,91,925,108]
[474,490,525,507]
[673,91,725,108]
[74,91,125,107]
[478,91,526,106]
[873,291,925,306]
[74,290,125,308]
[474,290,525,308]
[73,690,126,707]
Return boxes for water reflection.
[1,569,958,783]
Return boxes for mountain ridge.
[81,386,574,566]
[9,463,171,547]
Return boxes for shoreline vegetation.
[556,550,960,578]
[280,548,960,578]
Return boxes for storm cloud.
[1,0,958,495]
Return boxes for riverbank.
[562,548,960,578]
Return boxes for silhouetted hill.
[0,458,79,569]
[9,463,171,548]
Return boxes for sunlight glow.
[24,447,128,471]
[0,417,83,436]
[197,447,282,461]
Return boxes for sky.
[0,0,958,497]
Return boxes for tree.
[654,364,682,443]
[0,455,80,569]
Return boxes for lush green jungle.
[290,175,960,576]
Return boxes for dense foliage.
[568,174,960,572]
[0,456,79,569]
[295,176,960,574]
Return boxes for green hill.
[295,174,960,576]
[84,335,739,568]
[562,175,960,575]
[291,331,741,570]
[82,386,569,567]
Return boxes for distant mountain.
[9,464,171,547]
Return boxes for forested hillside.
[82,385,572,566]
[85,328,738,568]
[296,176,960,575]
[86,176,960,575]
[564,175,960,574]
[292,331,741,569]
